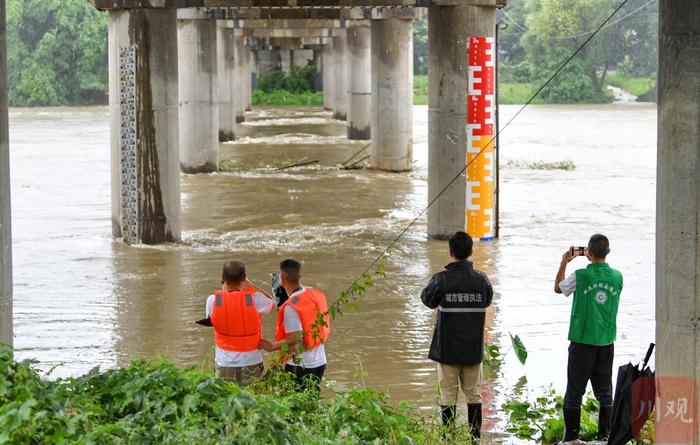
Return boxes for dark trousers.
[564,342,614,408]
[285,364,326,392]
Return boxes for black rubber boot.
[440,405,456,427]
[467,403,482,440]
[563,407,581,442]
[597,405,613,440]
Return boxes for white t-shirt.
[206,291,274,368]
[283,287,327,368]
[559,273,577,297]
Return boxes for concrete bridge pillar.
[313,48,323,92]
[347,21,371,140]
[656,1,700,442]
[0,0,12,347]
[233,36,249,123]
[426,4,496,238]
[108,8,181,243]
[332,30,348,120]
[217,23,235,142]
[243,44,253,111]
[177,18,219,173]
[370,17,413,171]
[322,41,335,111]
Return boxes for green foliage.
[257,64,317,94]
[0,346,474,444]
[498,82,543,105]
[253,64,322,106]
[502,386,601,442]
[7,0,108,107]
[606,73,656,97]
[252,90,324,106]
[413,75,428,105]
[509,333,528,366]
[497,0,658,104]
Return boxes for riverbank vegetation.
[0,347,474,444]
[6,0,657,107]
[252,64,323,106]
[6,0,108,107]
[502,386,654,443]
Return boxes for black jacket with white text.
[421,261,493,365]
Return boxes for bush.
[0,347,472,444]
[257,64,316,94]
[536,59,611,104]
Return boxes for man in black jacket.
[421,231,493,439]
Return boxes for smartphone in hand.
[570,246,587,257]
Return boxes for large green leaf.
[510,333,528,365]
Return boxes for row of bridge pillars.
[107,9,421,245]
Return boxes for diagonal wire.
[356,0,633,279]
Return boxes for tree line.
[7,0,108,107]
[414,0,658,103]
[5,0,657,107]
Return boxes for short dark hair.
[222,261,246,284]
[449,231,473,260]
[588,234,610,259]
[280,258,302,283]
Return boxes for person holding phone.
[203,261,276,386]
[554,234,623,441]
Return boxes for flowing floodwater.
[8,103,656,440]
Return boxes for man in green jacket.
[554,234,623,442]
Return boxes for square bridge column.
[332,29,348,121]
[322,40,335,111]
[108,8,181,244]
[656,1,700,442]
[347,20,371,140]
[0,0,12,347]
[427,3,496,239]
[217,22,235,142]
[370,16,413,171]
[233,35,250,124]
[177,18,219,173]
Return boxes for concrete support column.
[332,30,348,120]
[177,19,218,173]
[233,36,248,123]
[322,42,335,111]
[656,1,700,442]
[109,8,181,243]
[0,0,13,347]
[426,4,495,238]
[313,48,323,92]
[243,45,253,111]
[370,18,413,171]
[280,49,292,72]
[216,23,235,141]
[347,21,371,140]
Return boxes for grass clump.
[0,347,473,444]
[252,90,324,106]
[505,160,575,171]
[606,74,656,99]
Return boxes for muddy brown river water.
[8,103,656,439]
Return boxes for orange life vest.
[275,287,331,350]
[210,287,261,352]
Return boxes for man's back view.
[421,231,493,439]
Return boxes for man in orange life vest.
[260,259,331,391]
[204,261,275,386]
